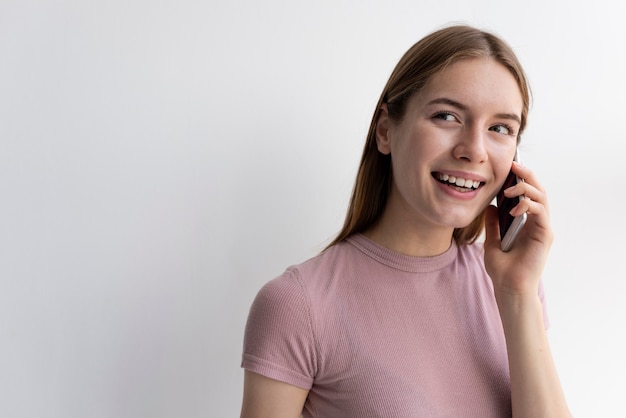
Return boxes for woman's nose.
[452,125,488,163]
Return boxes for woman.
[240,25,571,417]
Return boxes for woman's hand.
[484,162,571,418]
[484,161,554,297]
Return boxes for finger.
[510,162,547,194]
[506,163,550,211]
[509,196,549,223]
[510,197,554,247]
[504,183,549,212]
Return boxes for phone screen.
[497,161,527,252]
[497,170,519,241]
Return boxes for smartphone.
[497,152,527,252]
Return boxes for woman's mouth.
[433,172,483,192]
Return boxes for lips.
[433,172,483,190]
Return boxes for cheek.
[496,163,512,183]
[493,146,517,178]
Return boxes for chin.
[446,213,483,230]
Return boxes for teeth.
[436,173,481,189]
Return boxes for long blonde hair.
[327,25,530,249]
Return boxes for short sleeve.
[241,268,317,389]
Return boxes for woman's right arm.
[240,370,309,418]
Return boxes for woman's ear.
[375,104,392,155]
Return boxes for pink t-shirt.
[242,234,548,417]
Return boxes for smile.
[434,172,483,191]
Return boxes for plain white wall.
[1,0,625,417]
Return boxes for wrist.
[494,289,543,321]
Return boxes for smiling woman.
[240,24,571,418]
[367,57,522,255]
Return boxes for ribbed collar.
[346,233,458,273]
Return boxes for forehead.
[415,58,523,116]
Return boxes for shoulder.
[247,244,344,323]
[243,253,338,386]
[247,240,358,330]
[455,240,487,269]
[248,267,310,326]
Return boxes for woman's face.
[377,58,523,233]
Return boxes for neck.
[363,211,454,257]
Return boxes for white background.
[1,0,625,417]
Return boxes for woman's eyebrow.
[427,97,469,111]
[427,97,521,125]
[494,112,522,125]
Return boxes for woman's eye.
[489,124,513,135]
[434,112,456,122]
